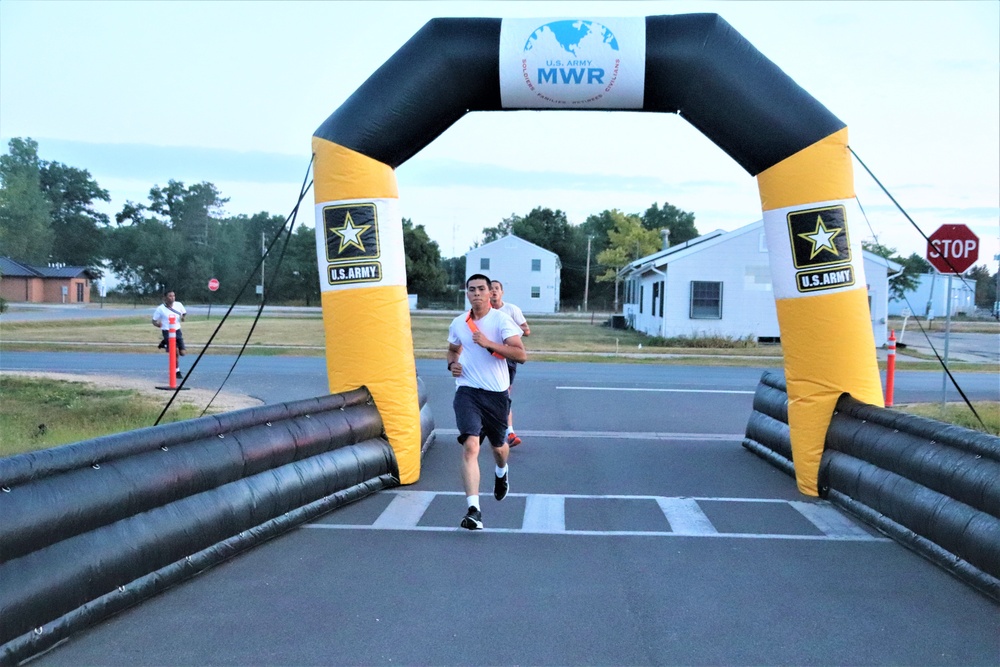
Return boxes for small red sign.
[926,225,979,274]
[208,278,220,291]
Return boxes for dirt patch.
[0,371,263,413]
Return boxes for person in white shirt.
[447,274,527,530]
[152,290,187,379]
[490,280,530,447]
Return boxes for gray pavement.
[4,352,998,665]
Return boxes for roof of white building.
[467,234,560,261]
[621,220,903,278]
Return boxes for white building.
[620,220,902,347]
[465,235,561,313]
[887,273,976,318]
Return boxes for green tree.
[277,225,321,306]
[479,216,514,245]
[641,201,699,245]
[487,207,588,305]
[104,214,182,295]
[863,241,927,301]
[403,218,447,302]
[40,160,110,267]
[106,181,230,297]
[595,212,661,308]
[0,138,53,263]
[967,264,998,311]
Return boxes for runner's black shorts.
[160,329,186,351]
[453,385,508,448]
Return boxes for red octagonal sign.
[208,278,220,291]
[926,224,979,274]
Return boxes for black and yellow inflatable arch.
[312,15,883,494]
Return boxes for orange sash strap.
[466,310,505,359]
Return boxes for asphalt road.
[2,351,997,409]
[4,351,998,665]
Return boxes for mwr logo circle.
[521,20,621,105]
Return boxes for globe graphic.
[523,20,620,55]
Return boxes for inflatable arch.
[312,14,884,495]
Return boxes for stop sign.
[208,278,220,291]
[926,224,979,274]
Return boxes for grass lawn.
[0,375,204,458]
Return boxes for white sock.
[467,495,480,510]
[496,464,508,477]
[506,427,513,435]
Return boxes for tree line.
[2,137,996,312]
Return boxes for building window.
[659,280,665,316]
[639,285,644,314]
[652,282,659,317]
[690,281,723,319]
[480,258,490,271]
[531,259,541,271]
[531,286,540,298]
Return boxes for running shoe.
[507,432,522,447]
[494,471,509,501]
[460,506,483,530]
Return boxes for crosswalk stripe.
[656,497,718,535]
[302,491,888,542]
[522,495,566,532]
[789,500,877,539]
[372,490,436,528]
[433,429,744,441]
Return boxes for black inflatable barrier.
[742,371,1000,602]
[316,15,844,177]
[0,389,401,666]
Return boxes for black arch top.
[315,14,845,176]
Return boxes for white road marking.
[372,490,436,528]
[433,429,743,441]
[303,491,888,542]
[656,497,718,535]
[522,494,566,532]
[557,386,755,394]
[789,500,876,539]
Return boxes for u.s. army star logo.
[323,204,380,262]
[787,205,851,269]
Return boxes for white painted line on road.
[522,494,566,533]
[433,428,743,441]
[372,490,436,528]
[789,500,875,540]
[557,386,755,394]
[305,524,887,541]
[656,497,718,535]
[303,491,889,542]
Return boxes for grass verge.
[0,376,203,457]
[893,401,1000,436]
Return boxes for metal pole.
[583,236,592,312]
[261,231,266,301]
[940,274,953,406]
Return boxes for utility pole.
[260,231,265,301]
[583,235,592,312]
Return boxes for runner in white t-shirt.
[490,280,531,447]
[152,290,187,379]
[447,274,527,530]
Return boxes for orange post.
[167,315,177,389]
[885,329,896,407]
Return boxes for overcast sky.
[2,1,997,265]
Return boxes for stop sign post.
[926,224,979,274]
[925,224,979,406]
[207,278,219,320]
